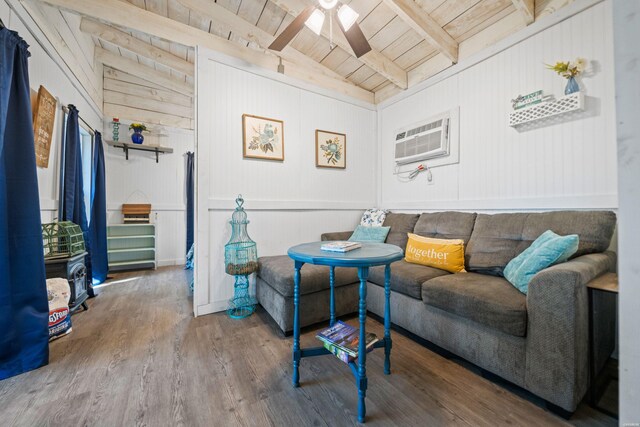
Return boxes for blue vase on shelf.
[565,76,579,95]
[131,129,144,144]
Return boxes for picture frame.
[242,114,285,161]
[315,129,346,169]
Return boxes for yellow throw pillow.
[404,233,466,273]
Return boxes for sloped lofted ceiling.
[33,0,576,127]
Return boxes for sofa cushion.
[405,234,466,273]
[465,211,616,276]
[348,225,390,243]
[422,273,527,337]
[413,211,477,244]
[369,260,449,300]
[504,230,579,294]
[382,213,420,251]
[258,255,358,297]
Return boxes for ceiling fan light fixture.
[304,9,325,35]
[337,5,359,31]
[318,0,338,9]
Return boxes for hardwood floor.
[1,267,616,426]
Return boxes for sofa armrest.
[524,251,616,411]
[321,231,354,241]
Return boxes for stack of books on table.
[320,241,362,253]
[316,321,378,364]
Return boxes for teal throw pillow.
[504,230,579,294]
[349,225,391,243]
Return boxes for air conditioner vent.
[394,114,450,165]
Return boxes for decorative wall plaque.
[32,85,57,168]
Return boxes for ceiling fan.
[268,0,372,58]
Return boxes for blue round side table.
[287,242,404,423]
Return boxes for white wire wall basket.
[509,92,584,127]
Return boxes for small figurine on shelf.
[546,57,587,95]
[112,117,120,141]
[129,122,148,145]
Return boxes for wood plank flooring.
[0,267,616,426]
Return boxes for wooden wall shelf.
[106,140,173,163]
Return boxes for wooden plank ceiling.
[36,0,575,128]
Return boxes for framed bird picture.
[315,129,346,169]
[242,114,284,161]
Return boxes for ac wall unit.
[394,112,450,165]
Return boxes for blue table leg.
[329,266,336,327]
[357,266,369,423]
[384,264,392,375]
[293,260,304,388]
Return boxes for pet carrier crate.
[42,221,85,259]
[224,195,258,319]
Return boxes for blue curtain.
[60,105,94,297]
[89,131,107,285]
[0,28,49,380]
[186,151,194,254]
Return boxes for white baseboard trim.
[195,300,227,317]
[158,258,186,267]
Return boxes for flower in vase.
[546,57,588,79]
[129,123,148,132]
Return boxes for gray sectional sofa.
[256,210,617,413]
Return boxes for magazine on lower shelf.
[316,321,378,362]
[320,241,362,253]
[321,338,378,363]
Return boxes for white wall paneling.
[377,1,616,212]
[195,48,377,316]
[613,0,640,422]
[104,126,194,267]
[3,0,103,223]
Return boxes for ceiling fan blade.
[269,5,317,51]
[337,21,372,58]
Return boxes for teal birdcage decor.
[224,195,258,319]
[42,221,85,259]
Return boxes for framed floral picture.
[315,130,346,169]
[242,114,284,161]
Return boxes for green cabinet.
[107,224,156,271]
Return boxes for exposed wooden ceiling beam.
[511,0,535,25]
[80,18,194,76]
[31,0,375,103]
[95,47,194,96]
[382,0,458,64]
[177,0,369,93]
[270,0,408,89]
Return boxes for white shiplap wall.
[2,0,103,223]
[378,1,616,211]
[104,126,195,266]
[613,0,640,422]
[196,51,377,315]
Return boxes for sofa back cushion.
[466,211,616,276]
[382,213,420,251]
[413,211,477,244]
